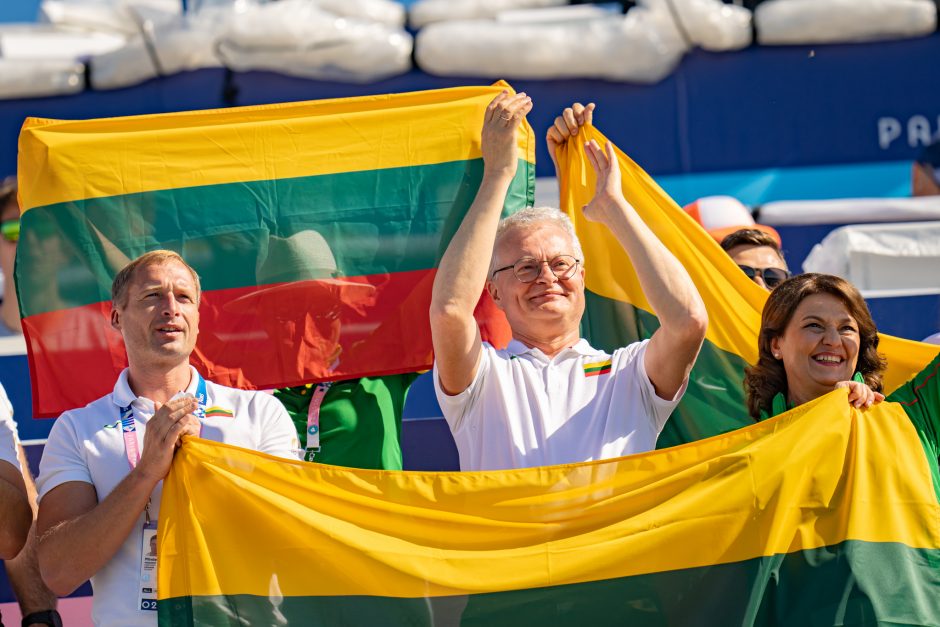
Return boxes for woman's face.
[771,292,861,406]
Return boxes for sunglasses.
[737,265,790,288]
[1,219,18,244]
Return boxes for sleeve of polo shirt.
[617,340,687,433]
[0,386,21,472]
[433,345,492,433]
[252,392,300,459]
[36,413,91,501]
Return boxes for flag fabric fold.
[16,83,534,417]
[555,125,940,447]
[158,390,940,626]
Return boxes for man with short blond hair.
[36,250,297,627]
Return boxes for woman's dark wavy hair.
[744,273,886,419]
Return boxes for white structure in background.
[759,196,940,226]
[39,0,181,34]
[766,194,940,293]
[216,0,412,83]
[409,0,566,29]
[89,2,226,89]
[0,0,411,97]
[415,0,751,83]
[803,221,940,292]
[755,0,937,45]
[92,0,412,89]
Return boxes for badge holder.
[138,503,158,612]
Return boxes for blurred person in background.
[1,177,22,336]
[224,230,417,470]
[0,177,60,627]
[683,195,789,290]
[912,139,940,197]
[720,228,790,290]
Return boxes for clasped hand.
[136,396,201,482]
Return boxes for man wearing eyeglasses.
[719,229,791,290]
[430,93,708,471]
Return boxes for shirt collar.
[505,338,598,359]
[111,365,198,410]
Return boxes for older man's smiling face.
[487,223,585,341]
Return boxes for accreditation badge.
[138,521,159,611]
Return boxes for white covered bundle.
[415,0,751,83]
[216,0,412,83]
[409,0,566,29]
[0,25,125,60]
[89,6,231,89]
[0,58,84,99]
[312,0,406,28]
[661,0,752,51]
[39,0,181,35]
[756,0,937,45]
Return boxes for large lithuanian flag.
[158,390,940,625]
[553,125,940,447]
[16,83,532,417]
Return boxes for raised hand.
[481,91,532,179]
[582,139,628,225]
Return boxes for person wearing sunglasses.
[0,177,62,627]
[720,228,791,290]
[0,177,22,336]
[430,93,707,471]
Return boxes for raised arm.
[583,139,708,400]
[430,91,532,395]
[37,397,199,595]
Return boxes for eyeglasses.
[1,219,18,244]
[492,255,581,283]
[737,265,790,288]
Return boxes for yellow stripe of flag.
[556,125,940,393]
[17,82,535,212]
[159,391,939,599]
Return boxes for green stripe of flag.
[157,541,940,627]
[16,158,533,318]
[582,290,753,447]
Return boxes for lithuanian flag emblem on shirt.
[583,360,612,377]
[203,406,234,419]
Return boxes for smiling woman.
[744,271,940,504]
[745,273,886,419]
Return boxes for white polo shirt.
[0,383,21,472]
[36,366,298,627]
[434,338,685,471]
